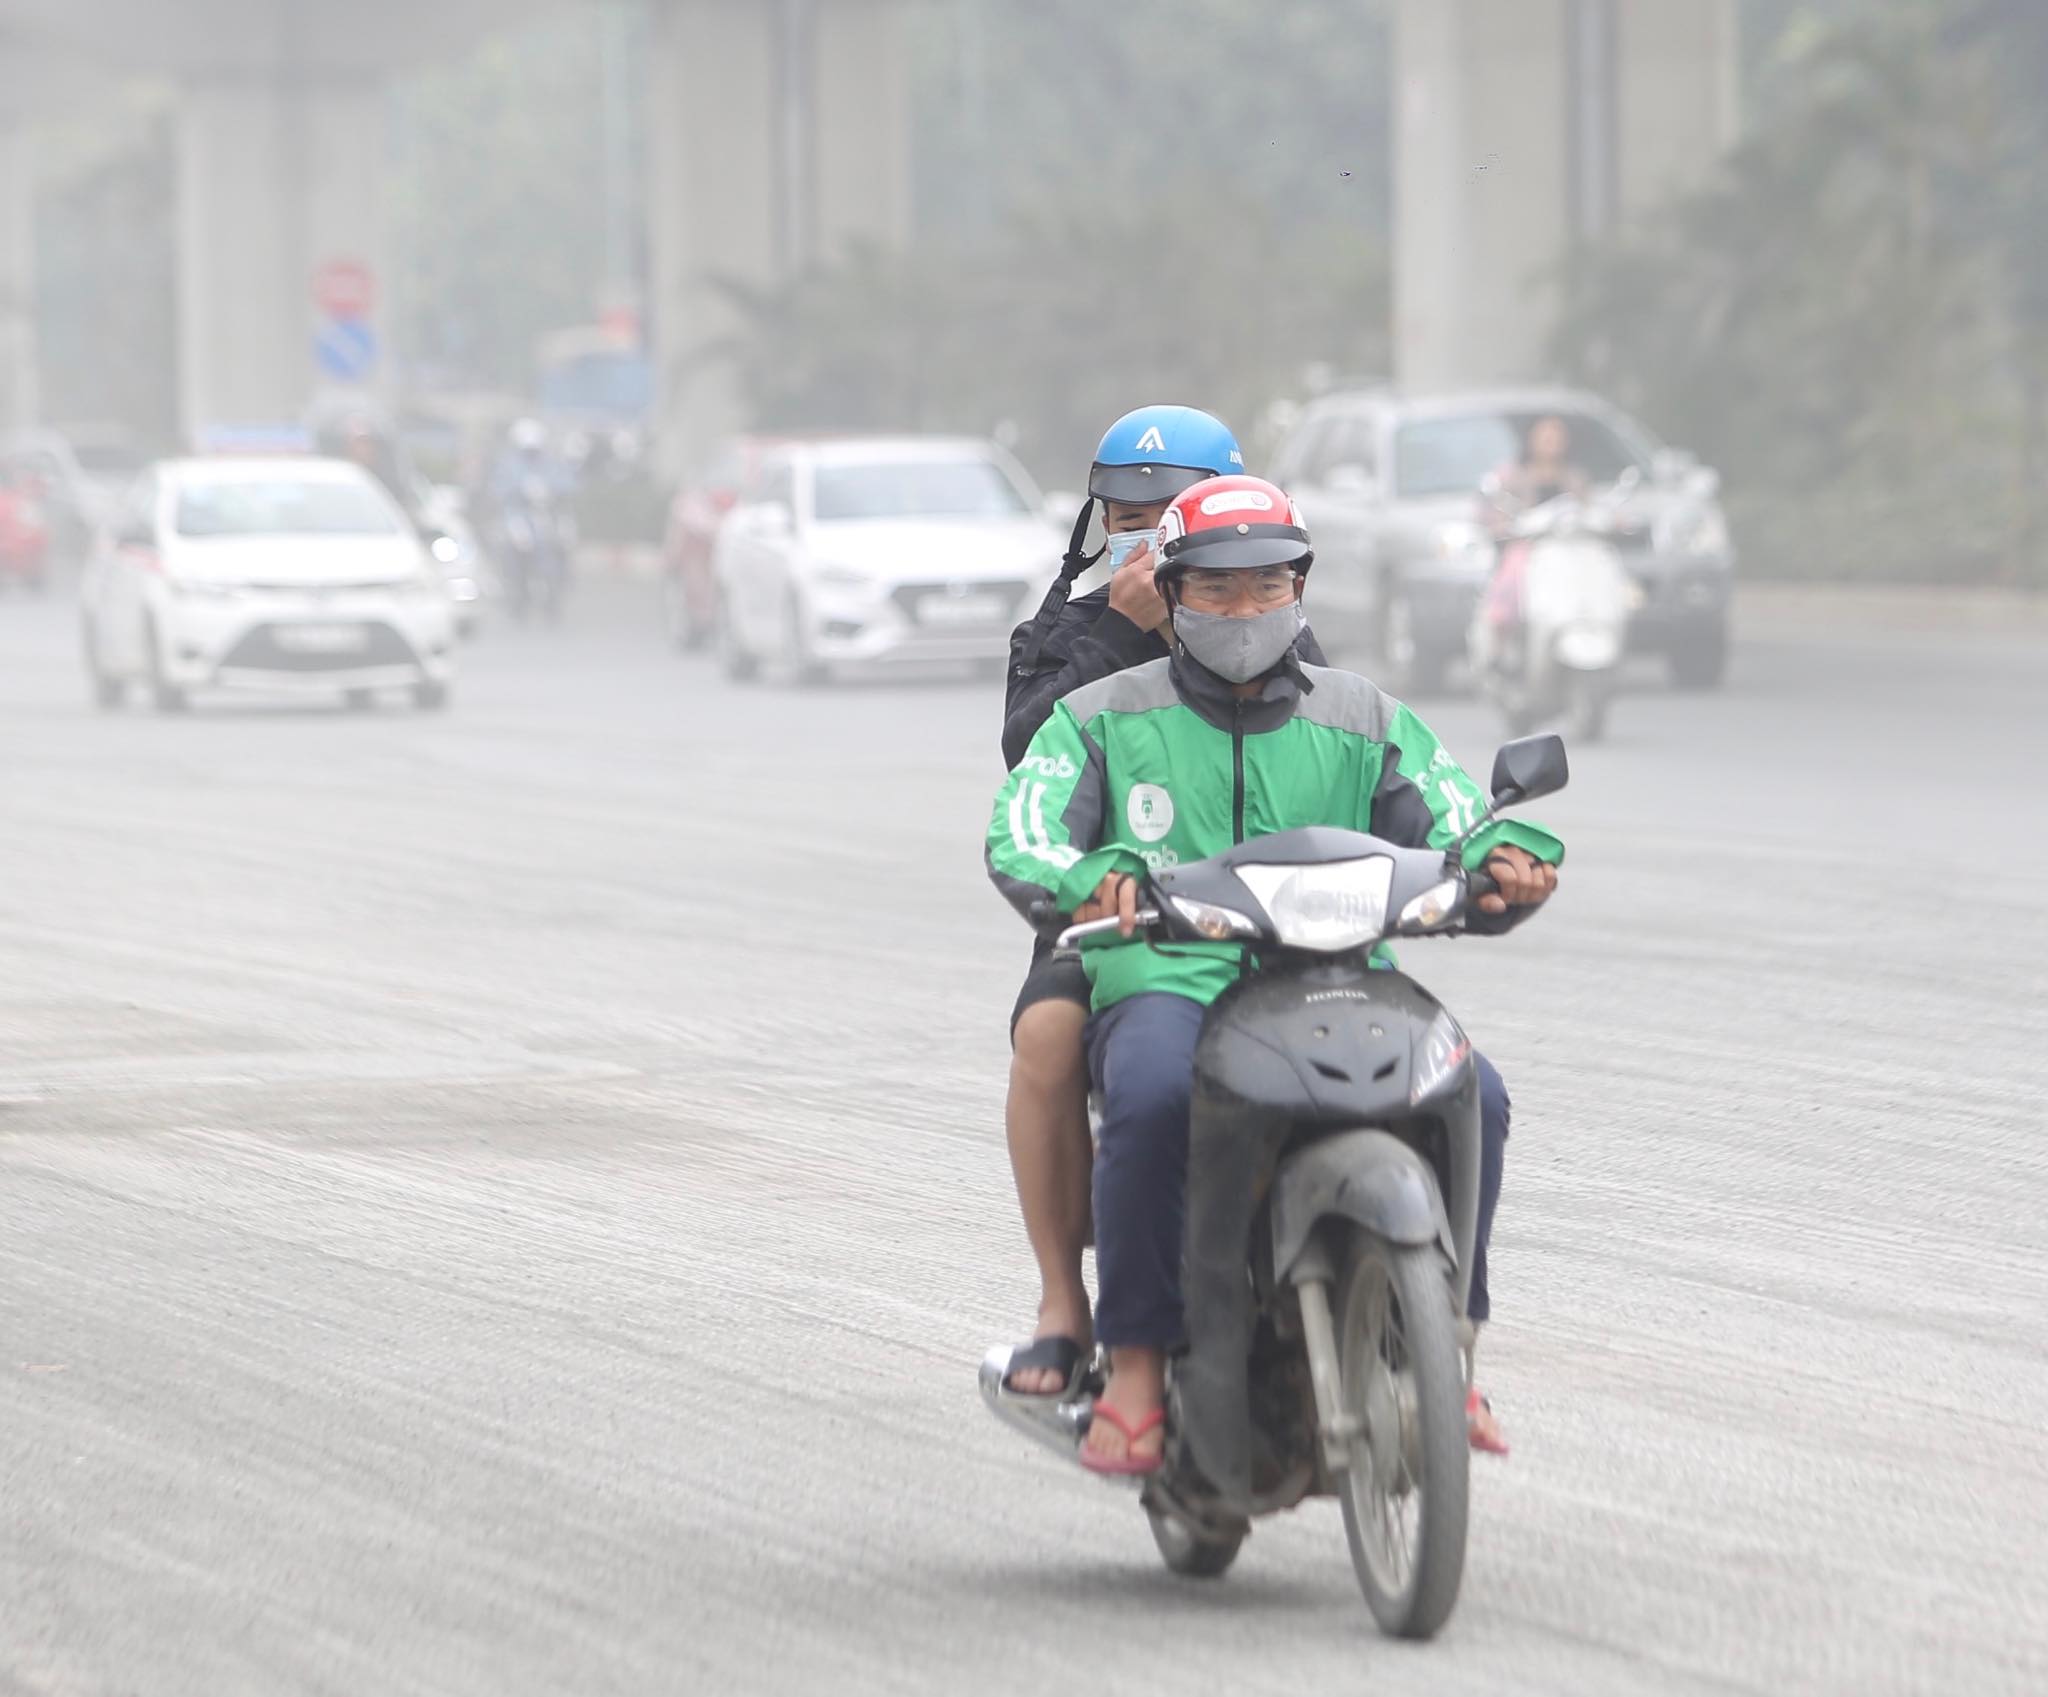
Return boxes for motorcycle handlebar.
[1056,909,1162,950]
[1035,861,1503,952]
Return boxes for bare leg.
[1465,1325,1509,1455]
[1004,997,1093,1392]
[1081,1346,1166,1467]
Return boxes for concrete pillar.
[811,0,910,259]
[1615,0,1739,214]
[0,116,35,432]
[1393,0,1736,390]
[175,72,387,444]
[648,0,912,470]
[1394,0,1572,390]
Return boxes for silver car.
[1269,386,1734,692]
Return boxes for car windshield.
[1394,410,1645,498]
[811,458,1029,522]
[174,479,405,538]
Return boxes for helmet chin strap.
[1014,498,1104,673]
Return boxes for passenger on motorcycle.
[986,475,1562,1471]
[996,408,1325,1402]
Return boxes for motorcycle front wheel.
[1334,1234,1468,1639]
[1564,671,1610,743]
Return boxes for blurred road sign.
[315,317,377,382]
[313,259,376,320]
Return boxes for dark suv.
[1268,386,1734,692]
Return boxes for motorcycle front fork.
[1288,1236,1481,1477]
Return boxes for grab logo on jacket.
[1127,783,1175,843]
[1019,751,1079,781]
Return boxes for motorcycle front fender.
[1267,1128,1452,1285]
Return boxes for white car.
[712,437,1061,680]
[80,457,457,713]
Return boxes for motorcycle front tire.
[1334,1234,1468,1640]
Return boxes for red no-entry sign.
[312,259,376,321]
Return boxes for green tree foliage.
[1556,2,2046,585]
[390,6,646,393]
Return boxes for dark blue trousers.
[1085,992,1511,1349]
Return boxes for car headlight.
[1168,895,1260,941]
[1234,856,1393,952]
[811,563,872,591]
[1410,1006,1472,1105]
[1670,507,1730,557]
[430,535,468,565]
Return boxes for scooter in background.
[1469,471,1642,744]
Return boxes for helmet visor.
[1089,460,1214,504]
[1158,523,1313,574]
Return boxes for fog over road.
[3,584,2044,1696]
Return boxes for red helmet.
[1152,474,1313,587]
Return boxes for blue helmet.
[1089,405,1243,505]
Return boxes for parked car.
[80,456,456,713]
[0,461,51,591]
[660,435,791,650]
[1269,386,1733,691]
[712,436,1061,682]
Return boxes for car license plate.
[272,622,370,654]
[918,590,1006,627]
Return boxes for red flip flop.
[1081,1401,1166,1476]
[1467,1386,1510,1457]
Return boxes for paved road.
[2,582,2044,1696]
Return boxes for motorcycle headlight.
[1234,856,1393,952]
[1168,895,1260,941]
[1410,1006,1472,1106]
[1430,519,1491,563]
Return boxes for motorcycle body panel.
[1176,958,1481,1509]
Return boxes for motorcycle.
[981,734,1569,1639]
[495,472,575,625]
[1469,472,1643,744]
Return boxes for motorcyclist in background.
[487,420,576,621]
[995,407,1327,1401]
[987,475,1560,1469]
[1484,413,1591,531]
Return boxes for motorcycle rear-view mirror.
[1489,734,1570,808]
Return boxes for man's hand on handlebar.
[1476,844,1558,915]
[1071,871,1143,937]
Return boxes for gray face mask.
[1172,602,1301,683]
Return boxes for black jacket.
[1001,584,1328,768]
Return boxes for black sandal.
[1000,1335,1087,1399]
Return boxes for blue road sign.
[315,316,377,382]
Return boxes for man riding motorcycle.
[986,475,1562,1470]
[997,407,1325,1404]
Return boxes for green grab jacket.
[985,653,1565,1012]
